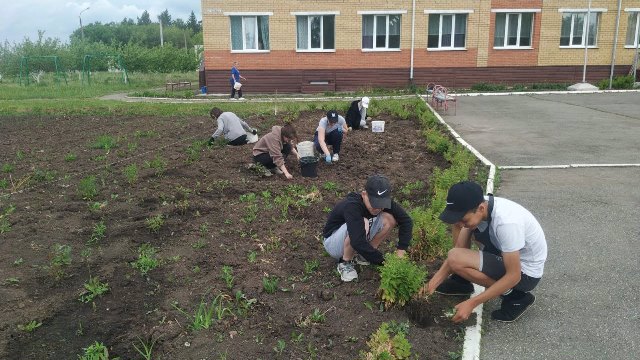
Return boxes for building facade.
[200,0,640,93]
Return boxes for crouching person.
[420,181,547,323]
[208,107,257,146]
[322,174,413,282]
[314,110,348,164]
[252,124,299,179]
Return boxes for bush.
[378,253,427,309]
[597,75,635,90]
[470,82,507,92]
[360,321,412,360]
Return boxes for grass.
[123,164,138,185]
[221,265,234,289]
[88,221,107,245]
[133,336,157,360]
[78,176,99,201]
[172,294,234,331]
[262,275,279,294]
[145,214,165,233]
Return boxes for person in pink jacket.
[252,124,299,179]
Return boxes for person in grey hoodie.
[208,107,257,146]
[252,124,299,179]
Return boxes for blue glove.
[337,126,343,133]
[325,154,332,164]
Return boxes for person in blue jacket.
[230,61,247,100]
[322,174,413,282]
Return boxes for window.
[626,12,640,47]
[560,12,599,47]
[428,14,467,49]
[230,16,270,51]
[296,15,335,51]
[362,14,401,50]
[494,13,533,48]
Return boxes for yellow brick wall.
[539,0,637,66]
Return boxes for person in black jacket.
[322,174,413,282]
[345,97,370,130]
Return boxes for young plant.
[303,259,320,275]
[79,276,110,303]
[79,341,112,360]
[131,244,160,275]
[360,321,411,360]
[0,204,16,234]
[91,135,118,150]
[133,336,157,360]
[145,214,165,233]
[50,244,72,280]
[220,265,234,289]
[88,221,106,245]
[172,294,233,331]
[378,253,427,309]
[17,320,42,332]
[247,250,257,263]
[308,308,326,324]
[234,290,257,317]
[78,176,99,200]
[123,164,138,184]
[64,153,78,162]
[2,163,15,173]
[273,339,286,356]
[144,155,167,176]
[262,275,279,294]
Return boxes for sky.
[0,0,201,44]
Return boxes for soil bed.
[0,109,467,359]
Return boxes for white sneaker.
[239,97,246,101]
[360,120,369,129]
[272,167,284,175]
[332,153,339,162]
[337,261,358,282]
[229,98,237,101]
[353,254,370,266]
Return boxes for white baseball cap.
[361,97,370,108]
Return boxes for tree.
[158,9,171,26]
[137,10,151,25]
[121,17,135,26]
[173,18,186,29]
[187,11,201,33]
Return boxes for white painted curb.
[419,95,493,360]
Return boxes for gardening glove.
[325,154,332,164]
[251,129,257,135]
[337,126,343,134]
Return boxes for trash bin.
[200,86,207,94]
[296,141,315,158]
[299,156,319,178]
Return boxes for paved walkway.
[442,92,640,360]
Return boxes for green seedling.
[79,276,109,303]
[443,308,457,319]
[50,243,72,280]
[79,341,111,360]
[91,135,118,150]
[172,294,233,331]
[78,176,99,200]
[262,275,279,294]
[0,179,8,189]
[18,320,42,332]
[134,130,158,138]
[64,153,77,162]
[186,140,206,163]
[290,331,304,343]
[145,214,164,233]
[247,250,257,263]
[273,339,286,355]
[199,223,209,236]
[308,308,326,323]
[378,253,427,308]
[303,259,319,275]
[4,277,20,285]
[2,163,15,173]
[364,301,375,311]
[144,155,167,176]
[16,150,25,161]
[31,169,57,184]
[123,164,138,184]
[133,336,157,360]
[234,290,257,317]
[13,258,24,266]
[0,204,15,234]
[88,221,106,245]
[221,265,234,289]
[128,142,138,152]
[192,239,206,249]
[131,244,159,275]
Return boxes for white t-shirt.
[486,196,547,278]
[318,115,346,134]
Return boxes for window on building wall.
[560,12,599,47]
[230,16,270,51]
[428,13,467,49]
[362,14,401,49]
[296,15,335,51]
[494,13,533,48]
[626,12,640,47]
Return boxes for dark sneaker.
[491,293,536,323]
[353,254,370,266]
[435,276,474,296]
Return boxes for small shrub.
[79,341,112,360]
[360,321,411,360]
[378,254,427,309]
[78,176,99,200]
[131,244,160,275]
[145,214,165,233]
[91,135,118,150]
[79,276,110,303]
[597,75,635,90]
[470,82,507,92]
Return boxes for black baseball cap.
[439,181,484,224]
[327,110,339,122]
[365,174,392,209]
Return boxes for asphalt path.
[442,92,640,359]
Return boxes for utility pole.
[79,7,90,41]
[159,17,164,47]
[581,0,592,83]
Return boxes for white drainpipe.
[410,0,416,81]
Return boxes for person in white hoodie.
[208,107,257,146]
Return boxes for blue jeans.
[314,130,343,154]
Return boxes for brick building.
[200,0,640,93]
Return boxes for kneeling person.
[314,110,348,163]
[208,107,257,146]
[323,174,413,282]
[420,181,547,323]
[252,124,299,179]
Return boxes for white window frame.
[224,12,272,53]
[624,9,640,48]
[558,9,606,49]
[359,11,405,52]
[491,9,541,50]
[291,11,339,53]
[425,10,473,51]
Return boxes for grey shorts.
[323,215,384,260]
[479,251,541,292]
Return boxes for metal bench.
[165,81,192,91]
[431,85,457,115]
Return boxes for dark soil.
[0,108,469,359]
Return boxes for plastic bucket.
[299,156,319,178]
[371,121,385,133]
[246,132,259,144]
[200,86,207,94]
[297,141,315,158]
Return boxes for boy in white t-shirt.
[420,181,547,323]
[314,110,348,163]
